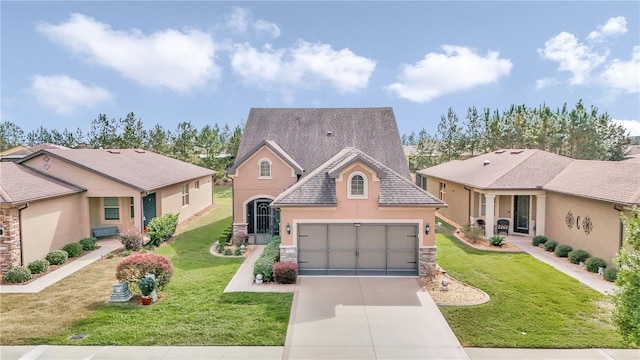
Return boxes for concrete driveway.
[282,277,469,360]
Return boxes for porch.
[468,190,546,238]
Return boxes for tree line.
[0,112,242,178]
[402,100,630,171]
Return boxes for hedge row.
[253,236,281,282]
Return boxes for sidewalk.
[222,245,295,293]
[507,236,618,295]
[0,238,122,294]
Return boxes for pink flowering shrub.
[272,261,298,284]
[115,253,173,289]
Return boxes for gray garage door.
[298,223,418,276]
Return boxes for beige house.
[417,149,640,263]
[0,148,214,273]
[229,108,445,276]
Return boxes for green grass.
[436,233,628,348]
[25,193,292,346]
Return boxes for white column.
[536,194,546,236]
[485,194,496,238]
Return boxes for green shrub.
[253,236,281,282]
[45,250,68,265]
[604,266,618,282]
[532,235,548,246]
[79,237,97,251]
[462,223,484,244]
[554,244,573,257]
[119,228,143,251]
[147,213,179,247]
[138,276,156,297]
[216,244,225,253]
[585,257,607,273]
[115,252,173,290]
[489,235,504,247]
[544,240,558,252]
[273,261,298,284]
[233,248,242,256]
[4,266,32,283]
[62,242,83,258]
[223,248,232,256]
[568,249,591,264]
[27,259,50,274]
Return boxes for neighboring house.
[417,149,640,263]
[0,148,214,273]
[228,108,445,276]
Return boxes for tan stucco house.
[0,148,214,273]
[228,108,445,276]
[417,149,640,263]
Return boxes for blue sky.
[2,1,639,138]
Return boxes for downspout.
[613,204,625,250]
[17,203,29,266]
[464,186,472,223]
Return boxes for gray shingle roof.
[0,162,85,204]
[232,108,410,179]
[273,148,445,207]
[418,149,573,190]
[20,149,214,192]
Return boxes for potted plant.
[138,276,156,305]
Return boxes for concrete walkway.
[0,238,122,294]
[507,236,618,295]
[223,245,295,293]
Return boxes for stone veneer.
[0,208,23,274]
[232,223,248,238]
[279,246,297,263]
[419,246,437,278]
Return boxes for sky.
[2,1,639,139]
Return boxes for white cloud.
[534,77,559,90]
[600,46,640,93]
[231,41,376,93]
[538,31,606,85]
[30,74,112,114]
[612,119,640,136]
[226,7,249,33]
[37,13,220,92]
[386,45,512,103]
[226,7,280,38]
[587,16,628,42]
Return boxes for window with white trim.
[104,197,120,221]
[480,194,486,216]
[259,160,271,177]
[194,180,200,190]
[348,172,367,199]
[182,183,190,206]
[439,182,446,202]
[130,197,135,219]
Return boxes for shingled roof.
[0,162,85,205]
[272,148,445,207]
[230,108,410,179]
[19,149,214,192]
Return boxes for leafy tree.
[119,112,146,149]
[613,206,640,346]
[89,114,120,148]
[413,129,440,170]
[0,121,25,151]
[464,106,483,156]
[436,108,465,162]
[171,121,197,162]
[197,124,223,169]
[402,131,418,146]
[26,126,53,146]
[145,124,172,155]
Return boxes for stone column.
[419,246,437,278]
[279,246,297,263]
[232,223,248,238]
[0,208,22,274]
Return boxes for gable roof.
[229,139,303,175]
[232,108,410,179]
[418,149,573,190]
[19,149,214,192]
[0,162,85,205]
[272,147,445,207]
[545,160,640,206]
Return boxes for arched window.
[258,159,272,178]
[348,172,367,198]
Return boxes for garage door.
[297,223,418,276]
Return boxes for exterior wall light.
[286,223,291,235]
[425,223,431,235]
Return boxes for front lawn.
[0,192,293,345]
[436,233,628,348]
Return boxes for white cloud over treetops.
[386,45,512,103]
[37,13,220,92]
[30,75,112,114]
[612,118,640,136]
[538,16,638,93]
[230,41,376,93]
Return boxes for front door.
[246,198,278,245]
[513,195,530,234]
[143,193,156,229]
